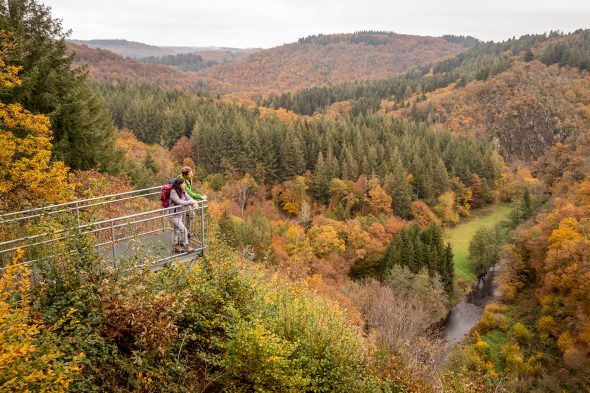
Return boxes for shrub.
[0,251,83,392]
[509,322,532,344]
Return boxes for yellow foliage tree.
[433,191,460,225]
[0,251,83,391]
[307,225,345,257]
[0,35,72,211]
[272,176,309,216]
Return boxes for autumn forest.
[1,0,590,391]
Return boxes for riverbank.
[445,203,512,282]
[443,204,513,345]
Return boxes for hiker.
[178,166,206,236]
[168,177,197,253]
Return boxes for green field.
[445,204,513,282]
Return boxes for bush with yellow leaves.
[0,251,83,392]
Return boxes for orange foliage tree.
[365,185,393,216]
[410,200,441,227]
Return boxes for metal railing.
[0,186,208,268]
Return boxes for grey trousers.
[169,213,188,246]
[184,207,196,238]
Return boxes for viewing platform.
[0,186,208,270]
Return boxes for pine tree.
[521,188,533,220]
[324,146,340,181]
[52,83,122,172]
[442,243,454,295]
[311,152,330,202]
[383,149,413,218]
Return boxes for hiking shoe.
[184,246,195,253]
[174,245,184,253]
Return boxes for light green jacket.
[179,175,203,200]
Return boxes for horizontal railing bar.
[0,191,162,225]
[0,203,206,250]
[0,186,163,220]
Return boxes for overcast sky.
[44,0,590,48]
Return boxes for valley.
[2,1,590,390]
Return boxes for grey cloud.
[45,0,590,47]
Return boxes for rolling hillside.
[68,43,219,91]
[394,60,590,161]
[197,32,471,93]
[262,31,590,162]
[70,39,177,58]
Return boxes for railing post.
[75,202,81,228]
[110,220,116,266]
[200,202,206,255]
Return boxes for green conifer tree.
[0,0,122,172]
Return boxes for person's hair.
[172,177,185,197]
[181,166,192,177]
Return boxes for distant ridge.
[70,32,474,95]
[67,42,214,91]
[69,39,259,59]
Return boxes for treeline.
[192,110,502,208]
[296,31,470,47]
[263,33,555,115]
[92,82,208,147]
[297,31,404,46]
[297,31,478,48]
[139,52,218,72]
[540,29,590,71]
[441,34,480,48]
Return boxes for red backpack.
[161,184,173,208]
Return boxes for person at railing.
[168,178,197,253]
[178,166,206,239]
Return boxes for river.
[445,265,500,344]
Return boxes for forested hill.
[263,33,554,115]
[68,43,213,91]
[196,32,472,93]
[263,30,590,161]
[70,32,472,95]
[395,60,590,161]
[70,39,180,58]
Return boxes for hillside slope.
[395,60,590,161]
[197,32,470,93]
[69,43,221,91]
